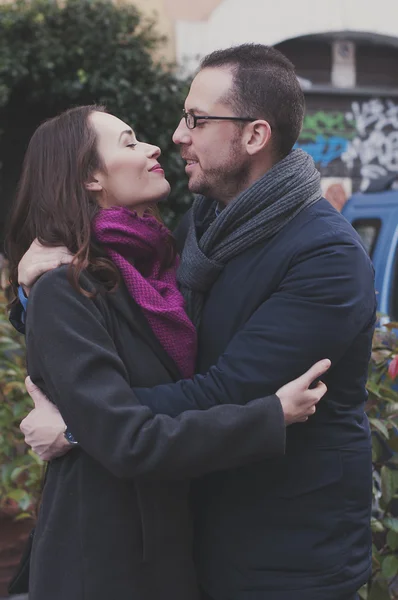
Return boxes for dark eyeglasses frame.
[182,109,257,130]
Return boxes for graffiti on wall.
[343,100,398,190]
[297,111,355,167]
[297,99,398,192]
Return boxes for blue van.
[342,179,398,321]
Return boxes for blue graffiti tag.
[295,135,349,167]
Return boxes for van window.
[352,219,381,257]
[390,242,398,322]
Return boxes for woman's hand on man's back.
[276,359,331,425]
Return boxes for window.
[390,239,398,322]
[352,218,381,258]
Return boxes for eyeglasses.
[182,110,257,130]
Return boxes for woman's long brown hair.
[5,105,175,306]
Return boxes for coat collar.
[107,283,183,382]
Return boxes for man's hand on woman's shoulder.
[18,238,72,294]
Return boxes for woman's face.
[88,111,171,214]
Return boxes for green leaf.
[381,466,398,504]
[369,418,389,439]
[28,449,44,465]
[387,530,398,551]
[372,517,386,533]
[368,580,392,600]
[388,434,398,453]
[383,517,398,533]
[10,466,27,482]
[14,511,32,521]
[7,488,26,503]
[372,435,383,462]
[358,583,368,599]
[381,554,398,578]
[367,382,383,398]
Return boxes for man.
[17,45,374,600]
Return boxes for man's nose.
[172,118,191,146]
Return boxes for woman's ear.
[85,179,102,192]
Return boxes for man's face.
[173,67,250,204]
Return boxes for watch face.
[64,429,78,445]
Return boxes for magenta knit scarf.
[93,206,197,379]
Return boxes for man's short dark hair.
[200,44,305,159]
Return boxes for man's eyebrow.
[118,129,134,142]
[186,107,207,115]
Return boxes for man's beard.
[189,150,250,204]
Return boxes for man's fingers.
[300,359,331,388]
[312,381,328,402]
[20,415,30,436]
[18,238,73,286]
[32,238,44,250]
[57,255,73,265]
[25,376,50,408]
[46,254,73,268]
[24,255,72,281]
[25,375,39,396]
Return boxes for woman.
[6,105,328,600]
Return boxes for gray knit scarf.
[177,149,322,327]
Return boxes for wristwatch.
[64,428,79,446]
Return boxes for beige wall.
[164,0,222,21]
[130,0,398,74]
[127,0,224,63]
[174,0,398,75]
[125,0,175,62]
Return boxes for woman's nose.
[144,143,161,159]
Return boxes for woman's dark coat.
[25,267,284,600]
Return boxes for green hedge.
[361,322,398,599]
[0,0,192,236]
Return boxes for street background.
[1,1,398,599]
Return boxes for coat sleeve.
[26,267,285,480]
[9,300,26,334]
[134,236,377,417]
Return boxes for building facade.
[132,0,398,203]
[278,32,398,202]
